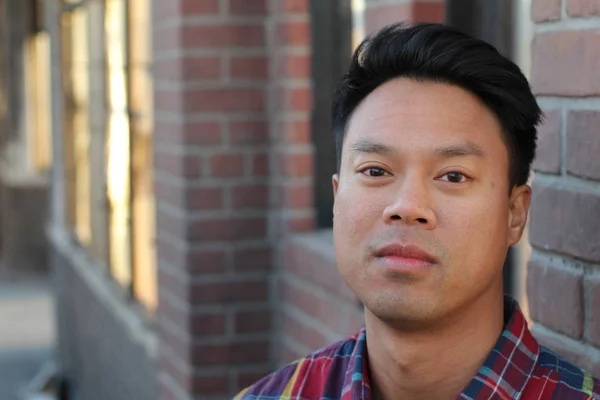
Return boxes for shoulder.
[233,333,362,400]
[525,345,600,398]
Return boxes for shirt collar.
[347,296,540,400]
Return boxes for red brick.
[278,339,304,365]
[236,369,272,390]
[186,248,228,274]
[281,313,328,351]
[280,119,311,145]
[157,294,188,333]
[189,312,227,336]
[365,3,411,34]
[185,88,265,113]
[190,374,229,395]
[155,179,185,208]
[156,236,187,269]
[229,55,268,80]
[279,151,313,178]
[231,184,269,209]
[285,238,356,301]
[181,24,264,48]
[155,120,222,146]
[158,269,189,310]
[588,275,600,347]
[191,340,269,365]
[154,27,179,51]
[567,0,600,17]
[156,0,220,18]
[531,0,561,22]
[413,1,445,22]
[532,30,600,96]
[286,86,312,112]
[155,150,202,177]
[252,153,270,176]
[345,312,365,334]
[533,110,561,174]
[158,351,191,394]
[153,57,221,81]
[209,152,245,177]
[276,21,311,47]
[567,111,600,181]
[189,216,267,241]
[283,215,315,233]
[190,279,269,303]
[278,53,310,78]
[234,310,271,333]
[157,239,228,274]
[274,0,308,13]
[232,246,272,271]
[156,209,187,240]
[527,261,584,338]
[229,0,267,15]
[281,278,346,331]
[186,186,224,210]
[529,184,600,262]
[282,183,313,209]
[229,119,269,145]
[154,89,183,111]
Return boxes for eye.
[361,167,390,177]
[438,172,468,183]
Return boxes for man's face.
[332,78,530,326]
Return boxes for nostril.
[390,215,401,220]
[417,218,428,224]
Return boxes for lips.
[374,244,438,264]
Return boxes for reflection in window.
[63,8,92,245]
[105,0,132,289]
[129,0,157,312]
[26,31,52,172]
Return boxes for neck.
[366,286,505,400]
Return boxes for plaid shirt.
[235,297,600,399]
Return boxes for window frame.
[309,0,353,229]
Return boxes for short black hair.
[332,22,542,188]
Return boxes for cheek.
[439,195,509,269]
[334,185,384,245]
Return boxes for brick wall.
[528,0,600,377]
[365,0,445,33]
[153,0,273,398]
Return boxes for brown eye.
[441,172,467,183]
[365,168,388,177]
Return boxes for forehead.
[344,78,506,156]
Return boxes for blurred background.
[0,0,598,399]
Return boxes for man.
[234,23,600,400]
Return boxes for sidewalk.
[0,278,55,400]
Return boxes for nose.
[382,176,436,229]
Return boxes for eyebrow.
[349,139,485,159]
[349,140,397,156]
[434,142,485,159]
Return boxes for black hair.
[332,22,542,188]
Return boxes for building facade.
[0,0,598,399]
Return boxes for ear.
[507,184,531,246]
[332,174,340,198]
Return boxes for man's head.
[331,23,542,328]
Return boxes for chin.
[365,294,442,325]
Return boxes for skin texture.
[332,78,531,399]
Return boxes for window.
[62,4,92,246]
[309,0,353,228]
[25,0,52,172]
[61,0,156,314]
